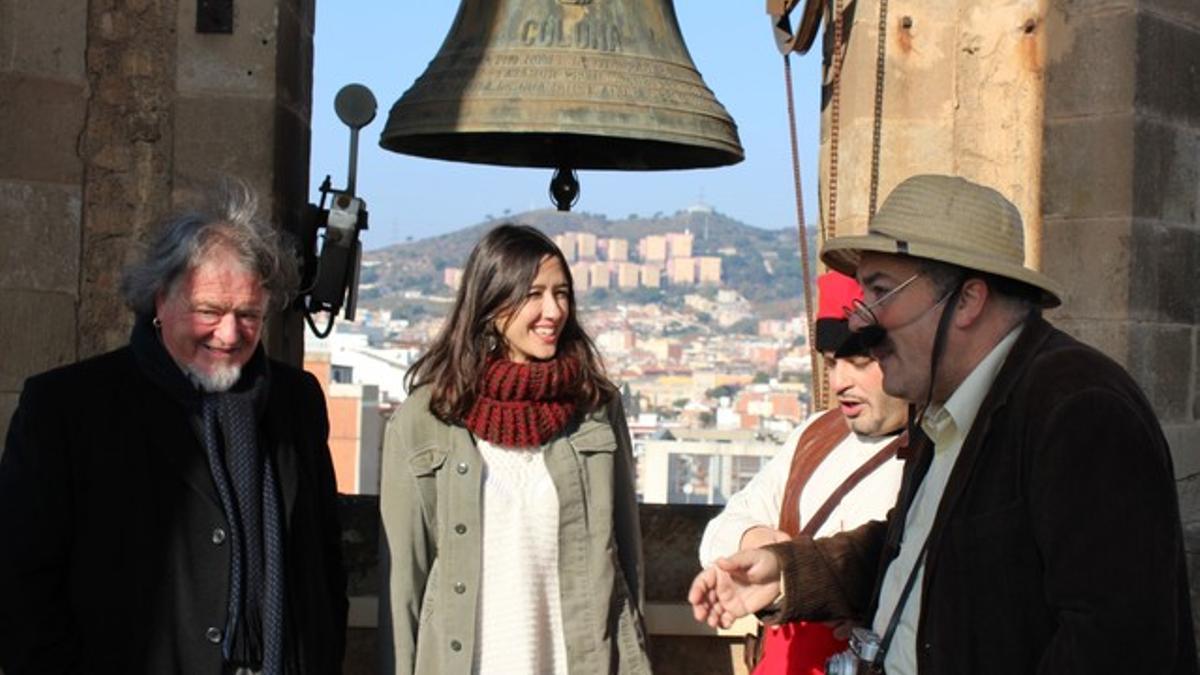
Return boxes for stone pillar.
[0,0,89,441]
[0,0,315,447]
[818,0,1200,645]
[1039,0,1200,637]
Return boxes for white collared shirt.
[698,413,905,566]
[872,325,1023,674]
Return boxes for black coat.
[0,333,347,674]
[770,315,1198,674]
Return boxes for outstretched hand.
[687,548,783,629]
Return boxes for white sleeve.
[697,417,817,566]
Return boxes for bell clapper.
[550,167,581,212]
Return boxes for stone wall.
[818,0,1200,647]
[0,0,314,447]
[0,0,90,445]
[1042,0,1200,639]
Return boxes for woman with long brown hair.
[378,224,651,674]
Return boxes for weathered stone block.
[274,94,312,218]
[1129,220,1199,325]
[1049,0,1137,15]
[0,0,87,80]
[76,230,140,360]
[641,503,721,603]
[1128,322,1193,423]
[1133,120,1200,226]
[292,0,316,37]
[1052,317,1131,369]
[0,289,76,393]
[275,4,312,118]
[650,635,745,675]
[1136,12,1200,127]
[0,74,87,184]
[881,6,957,124]
[175,0,279,96]
[1166,424,1200,480]
[338,495,380,596]
[0,180,82,294]
[1041,113,1135,219]
[1142,0,1200,30]
[173,95,276,190]
[1044,5,1135,118]
[342,627,377,675]
[1041,216,1132,320]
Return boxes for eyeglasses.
[843,273,922,328]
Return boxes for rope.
[826,0,845,242]
[783,54,821,411]
[868,0,890,218]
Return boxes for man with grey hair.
[690,174,1197,673]
[0,183,347,674]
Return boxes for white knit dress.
[473,440,569,675]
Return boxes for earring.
[152,316,162,328]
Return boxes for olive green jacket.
[378,386,651,674]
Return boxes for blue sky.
[310,3,823,251]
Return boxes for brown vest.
[777,410,901,538]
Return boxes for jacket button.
[205,626,222,644]
[454,523,467,535]
[211,528,226,545]
[450,639,462,652]
[453,582,466,594]
[456,462,469,475]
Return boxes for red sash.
[753,622,846,675]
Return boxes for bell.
[380,0,744,171]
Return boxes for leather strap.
[802,435,901,537]
[778,410,851,537]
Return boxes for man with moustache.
[698,271,908,674]
[0,183,347,674]
[689,175,1196,674]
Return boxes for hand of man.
[739,526,791,551]
[688,548,783,629]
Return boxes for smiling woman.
[379,224,651,674]
[497,256,570,363]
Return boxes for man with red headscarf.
[698,272,908,674]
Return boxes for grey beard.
[186,364,243,392]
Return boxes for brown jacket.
[768,315,1198,674]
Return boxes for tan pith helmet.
[820,174,1063,308]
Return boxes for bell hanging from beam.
[380,0,744,210]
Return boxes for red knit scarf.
[463,356,580,448]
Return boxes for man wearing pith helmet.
[688,174,1198,674]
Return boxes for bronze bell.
[380,0,744,172]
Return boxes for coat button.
[454,523,467,535]
[450,639,462,652]
[211,528,226,545]
[456,462,469,475]
[205,626,222,644]
[453,582,466,594]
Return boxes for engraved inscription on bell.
[520,17,622,53]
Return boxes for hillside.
[356,208,819,319]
